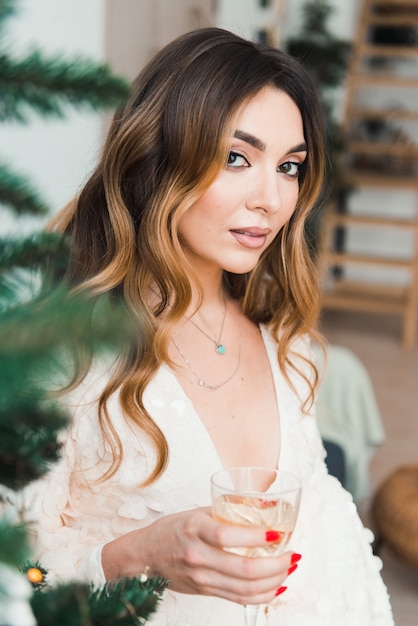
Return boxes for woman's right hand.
[101,507,299,606]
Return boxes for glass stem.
[245,604,259,626]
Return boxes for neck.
[148,273,227,320]
[186,262,225,304]
[186,283,226,322]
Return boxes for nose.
[246,169,282,214]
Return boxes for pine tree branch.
[0,163,49,215]
[88,576,169,626]
[29,576,169,626]
[0,231,70,271]
[0,520,30,568]
[0,394,67,490]
[0,50,130,123]
[0,287,135,356]
[0,232,70,311]
[30,581,91,626]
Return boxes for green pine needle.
[30,581,91,626]
[0,50,130,123]
[89,576,169,626]
[0,519,30,568]
[29,576,169,626]
[0,396,68,490]
[0,231,70,270]
[0,163,49,215]
[0,287,135,356]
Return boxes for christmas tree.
[0,2,168,623]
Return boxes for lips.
[230,227,271,249]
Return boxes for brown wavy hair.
[50,27,326,485]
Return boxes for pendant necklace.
[171,323,241,391]
[185,297,227,355]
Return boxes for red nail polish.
[287,563,298,575]
[291,553,302,565]
[265,530,280,542]
[275,586,287,596]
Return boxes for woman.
[27,28,393,625]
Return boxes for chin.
[223,261,261,275]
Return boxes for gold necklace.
[185,297,227,355]
[171,324,241,391]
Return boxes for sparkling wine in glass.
[211,467,301,626]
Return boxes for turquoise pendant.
[216,344,226,355]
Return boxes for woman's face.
[178,86,307,278]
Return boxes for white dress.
[24,326,394,625]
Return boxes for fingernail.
[291,553,302,565]
[265,530,280,542]
[287,563,298,575]
[275,586,287,596]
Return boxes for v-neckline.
[161,324,285,472]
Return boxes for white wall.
[1,0,105,233]
[217,0,274,40]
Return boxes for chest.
[171,322,281,469]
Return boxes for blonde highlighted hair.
[50,28,326,485]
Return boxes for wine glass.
[211,466,301,626]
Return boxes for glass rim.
[210,466,301,495]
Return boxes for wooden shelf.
[348,140,418,157]
[371,0,418,7]
[327,214,418,229]
[352,74,418,87]
[321,280,413,318]
[324,279,409,299]
[367,15,418,26]
[360,44,418,57]
[322,278,410,307]
[325,252,415,270]
[344,170,418,189]
[347,107,418,121]
[322,289,408,316]
[319,0,418,348]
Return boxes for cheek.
[178,197,216,243]
[277,186,299,227]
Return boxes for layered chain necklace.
[171,327,241,391]
[172,299,241,390]
[185,297,227,355]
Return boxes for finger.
[180,532,291,584]
[199,512,290,550]
[188,563,288,605]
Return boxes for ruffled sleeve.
[22,361,175,587]
[23,386,108,587]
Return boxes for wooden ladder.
[320,0,418,348]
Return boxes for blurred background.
[1,1,417,624]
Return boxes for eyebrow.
[233,130,308,155]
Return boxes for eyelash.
[227,151,304,178]
[278,161,301,178]
[227,151,249,168]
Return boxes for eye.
[278,161,301,177]
[227,151,250,168]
